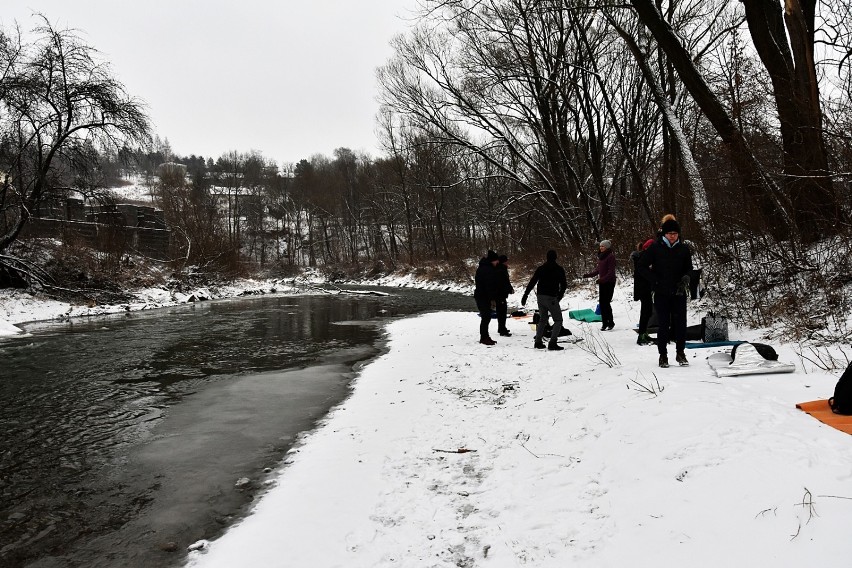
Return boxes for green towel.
[568,309,602,322]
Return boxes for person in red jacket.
[583,240,617,331]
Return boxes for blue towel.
[683,340,745,349]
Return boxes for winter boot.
[659,355,669,368]
[547,343,564,351]
[499,329,512,337]
[534,340,546,349]
[480,336,496,346]
[676,351,689,366]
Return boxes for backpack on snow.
[701,312,729,343]
[829,362,852,415]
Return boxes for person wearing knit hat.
[582,240,617,331]
[474,250,501,345]
[631,240,655,345]
[660,218,681,235]
[494,254,514,337]
[637,215,693,368]
[521,250,568,351]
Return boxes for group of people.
[473,213,695,369]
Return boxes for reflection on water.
[0,287,470,567]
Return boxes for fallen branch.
[433,448,477,454]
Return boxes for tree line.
[3,5,852,333]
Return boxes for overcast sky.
[3,1,418,166]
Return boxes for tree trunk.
[610,21,711,227]
[629,0,797,238]
[740,0,842,242]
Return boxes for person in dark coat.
[474,250,501,345]
[630,239,655,345]
[638,218,693,368]
[495,254,514,336]
[521,250,568,351]
[582,239,617,331]
[683,239,702,300]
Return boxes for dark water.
[0,286,470,567]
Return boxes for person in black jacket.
[474,250,501,345]
[495,254,513,336]
[631,239,655,345]
[521,250,568,351]
[637,218,693,367]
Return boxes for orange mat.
[796,400,852,435]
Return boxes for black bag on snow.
[829,363,852,415]
[731,342,778,361]
[701,312,729,342]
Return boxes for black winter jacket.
[523,260,567,299]
[495,264,513,299]
[474,258,499,301]
[637,236,693,296]
[630,250,653,301]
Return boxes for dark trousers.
[496,298,509,332]
[475,297,493,339]
[689,268,702,300]
[654,292,687,355]
[637,292,653,334]
[599,281,615,325]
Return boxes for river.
[0,286,471,567]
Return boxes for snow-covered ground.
[2,272,849,567]
[173,283,848,567]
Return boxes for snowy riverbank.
[0,268,469,336]
[3,273,850,566]
[180,284,851,567]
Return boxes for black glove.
[676,274,690,296]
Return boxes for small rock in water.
[235,477,251,488]
[159,541,178,552]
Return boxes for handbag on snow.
[701,312,729,342]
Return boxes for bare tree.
[0,16,150,256]
[628,0,844,243]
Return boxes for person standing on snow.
[638,217,693,368]
[582,240,617,331]
[631,239,655,345]
[474,250,501,345]
[682,238,703,300]
[521,250,567,351]
[495,254,513,337]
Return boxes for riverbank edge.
[0,269,474,334]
